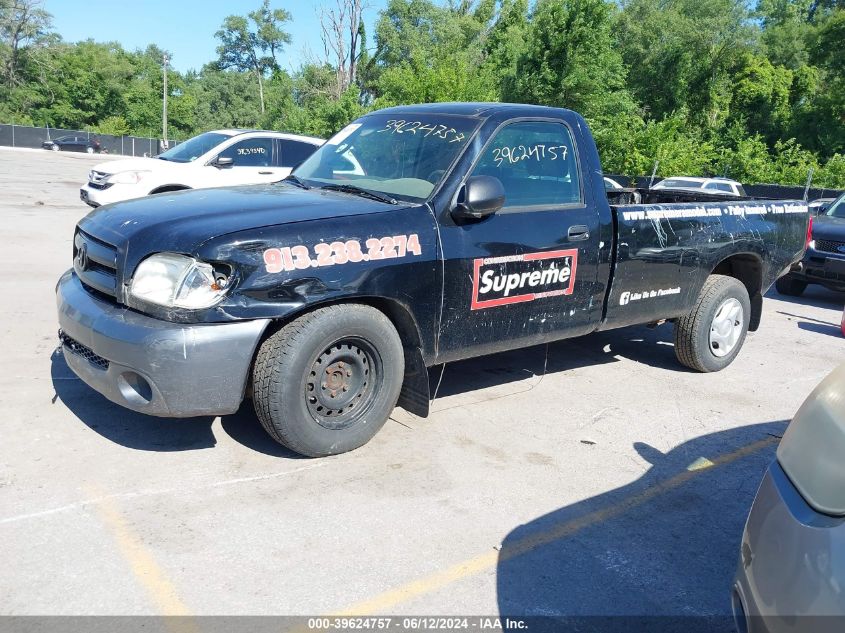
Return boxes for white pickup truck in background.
[79,129,324,208]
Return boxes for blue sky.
[44,0,387,73]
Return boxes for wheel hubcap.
[305,340,378,429]
[709,298,744,357]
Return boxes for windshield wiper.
[282,174,311,189]
[319,183,397,205]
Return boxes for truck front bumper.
[56,270,270,417]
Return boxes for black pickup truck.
[56,103,809,456]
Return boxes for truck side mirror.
[451,175,506,220]
[213,156,234,169]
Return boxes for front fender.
[193,208,441,361]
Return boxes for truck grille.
[74,229,119,298]
[815,239,845,254]
[59,330,109,370]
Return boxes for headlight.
[129,253,229,309]
[105,170,151,185]
[777,362,845,516]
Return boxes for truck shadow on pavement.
[49,349,303,457]
[495,420,788,630]
[795,320,844,337]
[51,322,686,455]
[431,322,685,399]
[765,285,845,309]
[767,287,844,339]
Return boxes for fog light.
[117,371,153,406]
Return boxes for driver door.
[436,120,603,362]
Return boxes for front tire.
[775,275,806,297]
[51,144,59,151]
[252,304,405,457]
[86,146,94,154]
[674,275,751,372]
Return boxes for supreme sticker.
[471,249,578,310]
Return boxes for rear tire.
[86,146,94,154]
[674,275,751,373]
[775,275,807,297]
[252,304,405,457]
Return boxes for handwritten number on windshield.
[378,120,467,143]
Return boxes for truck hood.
[77,183,407,273]
[92,156,176,175]
[812,215,845,242]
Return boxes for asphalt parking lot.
[2,147,844,622]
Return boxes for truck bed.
[601,191,809,330]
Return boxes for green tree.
[0,0,842,187]
[803,9,845,156]
[0,0,53,87]
[757,0,814,69]
[367,0,496,103]
[28,40,135,128]
[818,154,845,188]
[506,0,635,117]
[186,65,263,130]
[215,0,292,114]
[484,0,530,95]
[616,0,755,128]
[729,53,794,144]
[95,114,130,136]
[601,113,719,178]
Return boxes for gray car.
[733,362,845,632]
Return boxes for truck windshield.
[826,194,845,218]
[157,132,229,163]
[292,114,479,203]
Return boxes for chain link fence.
[0,123,180,157]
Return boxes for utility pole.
[162,53,169,150]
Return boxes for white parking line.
[0,461,330,525]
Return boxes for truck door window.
[218,137,273,167]
[472,121,581,209]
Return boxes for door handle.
[259,171,275,175]
[568,225,590,241]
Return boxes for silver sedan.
[733,362,845,632]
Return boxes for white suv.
[652,176,746,197]
[79,129,324,208]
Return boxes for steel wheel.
[252,304,405,456]
[709,297,744,357]
[305,338,380,430]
